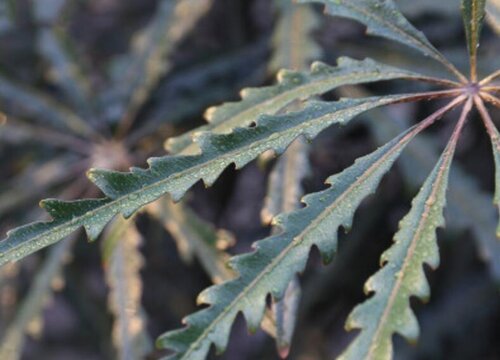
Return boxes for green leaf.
[0,93,422,267]
[261,136,310,224]
[0,75,94,137]
[340,100,471,360]
[112,0,213,124]
[301,0,466,81]
[475,97,500,238]
[486,0,500,34]
[0,236,75,360]
[0,155,76,217]
[265,2,321,351]
[461,0,487,80]
[147,199,235,284]
[33,0,93,115]
[365,89,500,281]
[272,276,301,358]
[156,110,445,360]
[269,0,321,72]
[102,217,152,360]
[166,57,439,154]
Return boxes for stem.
[412,76,463,88]
[481,86,500,94]
[475,95,499,141]
[480,92,500,109]
[383,89,464,105]
[479,69,500,85]
[450,97,473,143]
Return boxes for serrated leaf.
[102,217,152,360]
[166,57,439,154]
[486,0,500,34]
[0,236,75,360]
[156,106,452,360]
[461,0,486,80]
[272,276,301,358]
[36,27,93,114]
[301,0,466,81]
[341,100,471,360]
[113,0,212,125]
[0,75,94,137]
[0,155,76,218]
[262,136,310,224]
[475,97,500,237]
[265,1,319,352]
[269,0,321,72]
[0,93,425,267]
[147,199,235,284]
[32,0,92,114]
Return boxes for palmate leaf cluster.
[0,0,499,359]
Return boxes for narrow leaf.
[269,0,321,72]
[113,0,213,130]
[156,100,461,360]
[475,96,500,237]
[102,217,152,360]
[0,236,75,360]
[147,199,235,284]
[301,0,466,81]
[0,75,94,137]
[0,93,449,267]
[364,88,500,281]
[166,57,440,154]
[341,99,472,360]
[33,0,92,114]
[272,277,301,358]
[461,0,487,80]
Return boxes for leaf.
[300,0,466,81]
[272,276,301,358]
[147,199,235,284]
[486,0,500,34]
[0,155,78,218]
[340,99,471,360]
[262,136,310,225]
[475,97,500,237]
[36,26,93,115]
[0,75,94,137]
[0,236,75,360]
[112,0,213,127]
[32,0,91,113]
[127,40,268,145]
[102,217,152,360]
[461,0,487,80]
[264,1,320,352]
[0,93,428,267]
[156,103,456,360]
[269,0,321,72]
[166,57,440,154]
[363,88,500,281]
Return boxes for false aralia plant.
[0,0,499,359]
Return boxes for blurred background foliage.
[0,0,499,359]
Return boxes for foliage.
[0,0,499,359]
